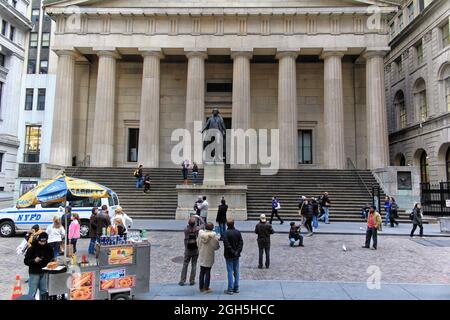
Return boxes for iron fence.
[420,182,450,216]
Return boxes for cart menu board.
[108,246,134,265]
[70,271,94,300]
[100,268,136,291]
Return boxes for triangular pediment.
[45,0,399,9]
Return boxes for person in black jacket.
[216,198,228,241]
[61,206,72,230]
[88,207,98,255]
[302,199,313,235]
[24,232,54,300]
[311,197,320,230]
[96,205,111,237]
[223,218,243,295]
[254,214,274,269]
[390,197,399,227]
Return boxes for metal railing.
[421,182,450,216]
[346,158,372,197]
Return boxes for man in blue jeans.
[223,218,243,295]
[319,192,331,224]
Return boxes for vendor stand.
[45,231,150,300]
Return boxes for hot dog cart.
[46,238,150,300]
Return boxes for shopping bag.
[16,239,29,255]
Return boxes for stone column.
[276,50,299,169]
[231,50,252,167]
[137,49,164,168]
[364,49,390,169]
[321,49,346,169]
[91,50,120,167]
[49,50,78,166]
[185,50,207,162]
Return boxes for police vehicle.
[0,192,120,238]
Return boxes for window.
[20,181,37,196]
[0,82,3,113]
[0,153,3,172]
[395,56,403,77]
[29,33,38,48]
[37,89,45,110]
[39,60,48,74]
[31,9,40,23]
[447,147,450,181]
[442,21,450,49]
[12,0,17,8]
[420,151,429,183]
[9,26,15,41]
[394,91,406,129]
[68,198,102,208]
[418,0,425,12]
[27,59,36,74]
[0,53,4,67]
[41,33,50,47]
[206,82,232,93]
[1,21,7,36]
[127,128,139,162]
[400,154,406,166]
[398,13,404,30]
[415,40,423,65]
[298,130,312,164]
[414,78,427,122]
[389,23,395,37]
[407,2,415,23]
[24,125,41,163]
[446,76,450,112]
[25,88,33,110]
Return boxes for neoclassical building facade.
[43,0,397,171]
[385,0,449,184]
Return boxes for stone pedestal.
[175,184,247,221]
[203,162,225,186]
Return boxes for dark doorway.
[128,128,139,162]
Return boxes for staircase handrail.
[347,158,372,197]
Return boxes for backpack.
[133,169,139,178]
[409,211,414,221]
[186,230,198,250]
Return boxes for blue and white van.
[0,192,120,238]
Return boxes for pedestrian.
[25,224,43,247]
[88,207,98,255]
[303,199,313,235]
[383,196,391,226]
[361,203,371,219]
[254,214,274,269]
[216,198,228,241]
[288,222,304,247]
[362,206,382,250]
[198,196,209,224]
[179,215,205,286]
[112,207,133,237]
[390,197,399,227]
[114,217,126,237]
[143,174,151,193]
[96,205,111,237]
[134,165,144,188]
[318,192,331,224]
[192,162,199,184]
[311,197,320,230]
[68,213,80,255]
[270,196,283,224]
[182,159,190,185]
[223,218,243,295]
[24,232,54,300]
[61,206,72,230]
[46,216,66,257]
[197,223,220,293]
[194,196,203,216]
[410,202,424,238]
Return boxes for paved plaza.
[1,221,450,300]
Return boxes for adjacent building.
[0,0,31,206]
[385,0,450,184]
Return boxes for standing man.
[216,198,228,241]
[254,214,274,269]
[383,196,391,226]
[270,196,283,225]
[362,206,382,250]
[319,192,331,224]
[223,218,243,295]
[182,160,190,185]
[303,199,314,235]
[96,205,111,237]
[410,202,424,238]
[179,215,205,286]
[134,165,144,189]
[198,196,209,224]
[61,206,72,230]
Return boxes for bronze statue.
[201,108,226,161]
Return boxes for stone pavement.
[136,280,450,300]
[133,219,449,237]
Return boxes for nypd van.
[0,192,120,238]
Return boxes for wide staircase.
[64,167,413,223]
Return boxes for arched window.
[394,91,406,129]
[413,78,427,122]
[420,151,429,183]
[400,154,406,166]
[439,64,450,112]
[394,153,406,166]
[447,147,450,182]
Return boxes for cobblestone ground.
[1,232,450,300]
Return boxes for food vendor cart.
[46,234,150,300]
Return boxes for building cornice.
[0,0,32,31]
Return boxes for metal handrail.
[347,158,372,197]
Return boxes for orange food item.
[101,279,115,290]
[46,262,58,269]
[118,277,133,288]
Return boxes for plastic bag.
[16,239,29,255]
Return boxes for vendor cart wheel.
[111,293,131,300]
[0,220,15,237]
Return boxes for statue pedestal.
[203,162,225,186]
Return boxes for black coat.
[216,204,228,224]
[223,227,243,259]
[24,241,54,274]
[303,203,313,217]
[312,201,319,216]
[95,213,111,236]
[254,222,274,246]
[89,214,98,238]
[61,212,72,229]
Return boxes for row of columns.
[49,48,389,170]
